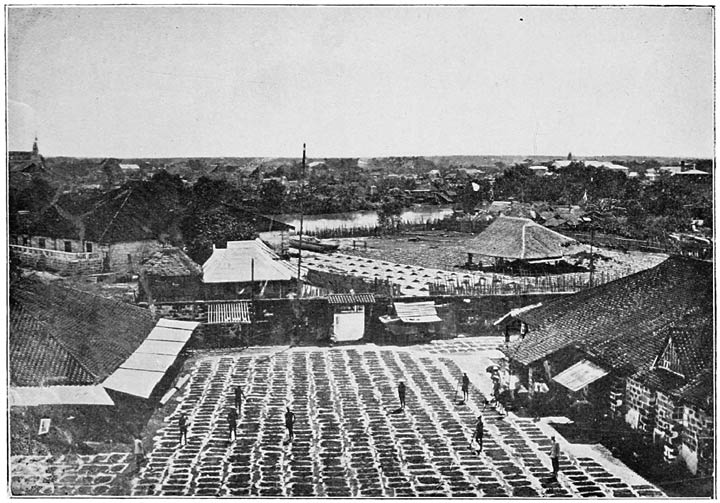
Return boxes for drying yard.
[12,340,666,498]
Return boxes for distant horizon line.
[31,152,712,161]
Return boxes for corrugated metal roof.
[202,238,296,284]
[207,302,251,324]
[328,293,376,305]
[552,360,608,392]
[394,301,441,323]
[9,385,115,407]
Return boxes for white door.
[333,307,365,342]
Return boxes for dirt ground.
[336,231,668,279]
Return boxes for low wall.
[153,293,563,349]
[11,248,104,276]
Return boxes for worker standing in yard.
[178,413,188,445]
[461,373,470,403]
[234,386,246,414]
[133,435,145,471]
[285,407,296,441]
[227,408,237,441]
[491,372,502,402]
[550,436,561,479]
[470,415,484,452]
[398,381,407,410]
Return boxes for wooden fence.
[305,216,488,239]
[428,270,627,296]
[566,232,712,260]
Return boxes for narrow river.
[276,205,454,232]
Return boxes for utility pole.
[296,144,306,297]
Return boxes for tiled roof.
[505,257,713,370]
[222,203,295,232]
[466,216,575,260]
[327,293,376,305]
[85,185,164,243]
[10,279,157,387]
[669,314,713,376]
[21,180,181,243]
[141,247,202,277]
[629,311,713,410]
[10,305,95,387]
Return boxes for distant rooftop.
[202,238,296,284]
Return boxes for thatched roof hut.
[466,215,575,261]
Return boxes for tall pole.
[296,143,306,297]
[250,257,255,346]
[589,226,595,288]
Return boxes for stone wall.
[104,240,162,274]
[12,236,162,275]
[13,235,90,253]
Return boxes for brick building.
[501,256,713,476]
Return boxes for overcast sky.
[7,6,714,158]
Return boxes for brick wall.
[608,377,625,417]
[654,391,676,437]
[695,411,714,476]
[625,377,713,475]
[624,378,656,433]
[679,405,713,475]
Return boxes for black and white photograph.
[6,4,715,498]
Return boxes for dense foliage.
[491,164,712,238]
[9,154,714,258]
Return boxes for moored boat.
[289,236,339,253]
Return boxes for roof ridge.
[97,187,134,243]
